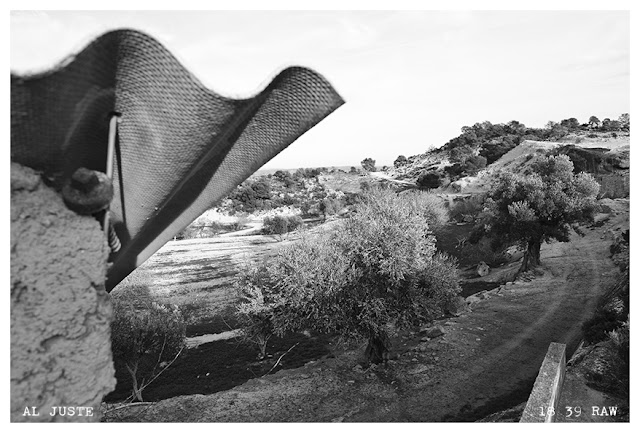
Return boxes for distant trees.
[262,214,304,238]
[234,189,460,365]
[618,113,630,131]
[475,155,600,273]
[588,116,601,129]
[545,121,569,140]
[361,158,376,172]
[560,117,581,131]
[601,118,622,132]
[228,179,272,213]
[394,155,408,168]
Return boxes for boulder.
[477,261,490,277]
[419,325,445,339]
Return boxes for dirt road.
[113,200,628,422]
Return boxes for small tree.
[463,155,487,175]
[262,214,304,239]
[618,113,630,131]
[235,189,460,364]
[110,286,186,402]
[476,155,600,273]
[588,116,601,129]
[360,157,376,172]
[394,155,408,168]
[235,278,275,359]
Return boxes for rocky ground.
[105,198,628,423]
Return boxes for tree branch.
[265,342,299,376]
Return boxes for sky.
[9,8,631,169]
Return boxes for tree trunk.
[364,334,390,365]
[126,362,144,402]
[519,238,542,273]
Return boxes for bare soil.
[106,199,628,422]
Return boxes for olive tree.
[477,154,600,273]
[235,189,460,364]
[110,286,186,402]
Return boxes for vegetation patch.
[235,189,460,365]
[105,330,331,403]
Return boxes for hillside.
[106,116,629,423]
[385,131,629,198]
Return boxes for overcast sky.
[10,9,630,169]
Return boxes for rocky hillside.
[385,131,630,198]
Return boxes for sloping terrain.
[107,199,628,422]
[385,133,629,196]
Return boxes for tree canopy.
[361,157,376,172]
[475,154,600,272]
[235,189,460,364]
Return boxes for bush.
[401,190,449,230]
[449,196,485,223]
[262,214,304,237]
[463,155,487,175]
[110,286,186,401]
[582,309,620,345]
[394,155,408,168]
[361,157,376,172]
[416,171,441,189]
[235,189,460,364]
[235,279,276,359]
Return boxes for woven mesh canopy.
[11,29,344,291]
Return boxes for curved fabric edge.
[10,29,345,291]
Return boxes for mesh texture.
[11,29,344,290]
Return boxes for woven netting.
[11,29,344,291]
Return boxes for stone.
[408,365,430,375]
[477,261,490,277]
[466,295,482,305]
[419,325,445,339]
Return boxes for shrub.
[582,309,620,345]
[262,214,304,237]
[394,155,408,168]
[110,286,186,402]
[235,189,460,364]
[401,190,449,230]
[235,278,276,359]
[416,171,441,189]
[361,157,376,172]
[449,196,485,223]
[463,155,487,175]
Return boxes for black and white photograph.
[8,2,632,424]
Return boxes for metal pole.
[103,115,119,234]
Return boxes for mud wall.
[10,163,115,422]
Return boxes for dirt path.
[112,201,628,422]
